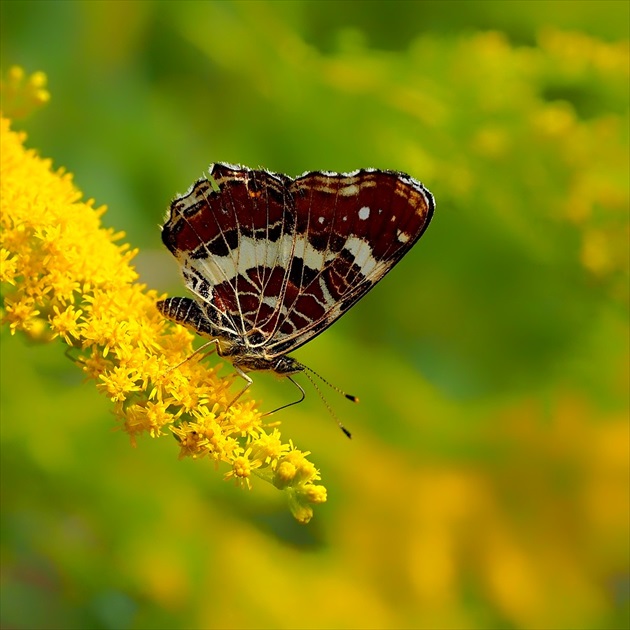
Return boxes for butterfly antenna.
[301,366,357,439]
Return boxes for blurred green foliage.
[1,1,628,629]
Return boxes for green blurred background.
[1,1,628,628]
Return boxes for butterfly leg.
[226,365,254,409]
[262,376,306,416]
[169,338,219,372]
[226,372,307,416]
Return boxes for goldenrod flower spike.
[0,96,326,524]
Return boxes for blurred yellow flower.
[0,66,50,119]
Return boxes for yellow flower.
[0,71,327,523]
[0,248,18,284]
[224,448,261,490]
[50,304,83,344]
[249,428,289,469]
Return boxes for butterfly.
[157,163,434,435]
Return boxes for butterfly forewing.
[263,170,434,356]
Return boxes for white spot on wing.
[318,216,325,224]
[358,206,370,220]
[339,184,359,196]
[344,236,378,276]
[397,230,410,243]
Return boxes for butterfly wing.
[160,163,298,342]
[263,169,435,356]
[161,164,434,356]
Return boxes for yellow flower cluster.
[535,30,629,288]
[449,30,628,297]
[0,86,326,523]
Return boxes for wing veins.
[171,185,241,336]
[251,174,285,337]
[260,186,298,343]
[264,178,429,355]
[221,177,250,338]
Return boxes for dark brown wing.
[263,169,435,356]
